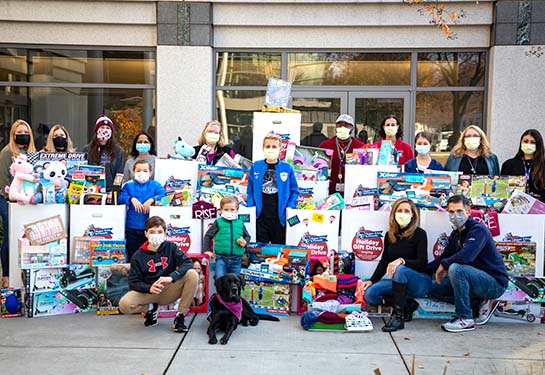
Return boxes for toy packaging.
[502,189,545,215]
[377,172,451,208]
[28,287,97,318]
[241,280,290,316]
[89,239,126,266]
[27,151,87,180]
[7,154,39,204]
[343,165,398,207]
[22,265,96,294]
[1,289,24,318]
[23,214,67,246]
[284,144,333,181]
[469,175,526,200]
[19,238,68,269]
[314,192,345,210]
[96,264,130,315]
[264,77,292,108]
[197,164,249,206]
[377,140,396,166]
[154,158,198,198]
[350,186,379,210]
[188,254,210,313]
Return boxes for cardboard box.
[21,265,96,294]
[89,239,126,266]
[1,289,24,318]
[240,280,290,316]
[19,238,68,269]
[96,264,130,315]
[23,215,67,246]
[28,288,97,317]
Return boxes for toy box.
[252,112,301,162]
[188,253,210,314]
[241,280,290,316]
[413,298,455,320]
[22,265,96,294]
[23,214,67,246]
[1,289,24,318]
[343,165,398,207]
[96,264,130,315]
[197,164,249,206]
[265,77,292,108]
[27,151,88,180]
[314,193,345,210]
[19,238,68,269]
[155,158,198,194]
[284,144,332,181]
[470,175,526,200]
[377,172,451,208]
[28,287,97,317]
[149,206,202,254]
[89,239,126,266]
[502,189,545,215]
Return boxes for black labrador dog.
[207,273,279,345]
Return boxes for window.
[0,47,155,153]
[417,52,486,87]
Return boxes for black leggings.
[256,215,286,244]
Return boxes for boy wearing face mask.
[428,195,508,333]
[203,195,251,279]
[119,216,199,332]
[319,114,365,195]
[247,133,299,244]
[119,160,166,261]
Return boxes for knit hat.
[94,115,114,133]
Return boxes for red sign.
[351,229,383,261]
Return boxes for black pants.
[256,215,286,244]
[125,228,147,262]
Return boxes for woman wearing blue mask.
[404,131,444,173]
[123,131,157,182]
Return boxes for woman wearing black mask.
[42,124,76,152]
[0,119,37,288]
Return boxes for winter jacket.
[444,153,500,176]
[203,217,251,256]
[82,144,124,191]
[119,179,166,230]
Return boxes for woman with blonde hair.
[193,120,234,165]
[362,198,431,332]
[444,125,499,175]
[0,119,37,287]
[42,124,76,152]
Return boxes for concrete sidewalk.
[1,313,544,375]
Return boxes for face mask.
[449,212,468,228]
[221,212,238,221]
[464,137,480,151]
[97,127,112,143]
[205,132,220,145]
[15,134,30,146]
[263,148,280,161]
[395,212,412,228]
[336,127,351,140]
[521,143,536,155]
[415,145,431,155]
[384,126,398,137]
[134,171,150,184]
[52,136,67,150]
[148,233,166,247]
[136,143,151,154]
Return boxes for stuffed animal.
[168,136,195,159]
[32,161,68,204]
[6,154,39,204]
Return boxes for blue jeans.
[0,196,8,277]
[214,255,242,279]
[430,263,506,319]
[365,265,432,305]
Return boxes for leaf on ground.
[463,352,471,357]
[417,365,425,369]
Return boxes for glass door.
[349,92,411,145]
[291,92,347,147]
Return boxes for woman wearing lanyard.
[319,114,365,195]
[501,129,545,202]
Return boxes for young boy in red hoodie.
[119,216,198,332]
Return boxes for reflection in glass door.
[291,92,347,146]
[349,93,410,145]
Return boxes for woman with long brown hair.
[362,198,431,332]
[444,125,499,175]
[501,129,545,202]
[0,119,36,287]
[82,115,124,191]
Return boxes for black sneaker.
[173,313,188,333]
[144,303,159,327]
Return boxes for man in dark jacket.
[119,216,198,332]
[428,195,508,333]
[301,122,328,147]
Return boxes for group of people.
[0,112,542,334]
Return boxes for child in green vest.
[203,195,251,279]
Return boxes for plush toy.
[31,161,68,204]
[6,154,39,204]
[168,136,195,159]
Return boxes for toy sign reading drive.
[285,208,339,259]
[149,206,202,254]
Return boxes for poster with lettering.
[343,165,397,208]
[285,208,340,260]
[149,206,202,254]
[340,210,389,279]
[419,211,453,262]
[203,206,256,247]
[27,151,88,180]
[252,112,301,162]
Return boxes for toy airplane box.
[1,289,24,318]
[22,265,96,295]
[27,287,97,318]
[19,238,68,270]
[377,171,451,208]
[96,264,130,315]
[241,280,290,316]
[89,239,126,266]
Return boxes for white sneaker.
[441,317,475,333]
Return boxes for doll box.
[19,238,68,270]
[188,254,210,314]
